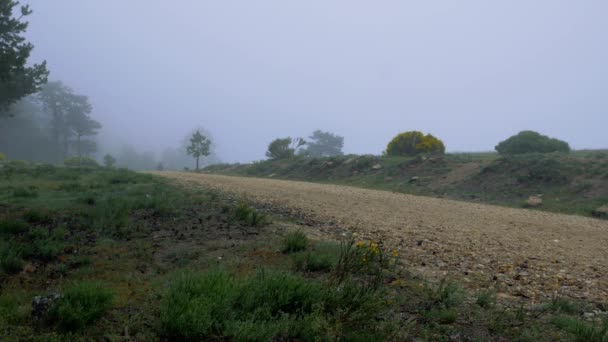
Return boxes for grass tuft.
[232,201,269,227]
[49,281,114,331]
[160,268,392,341]
[293,241,340,272]
[0,217,28,236]
[552,316,608,342]
[282,230,309,253]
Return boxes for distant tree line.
[0,82,102,165]
[264,129,572,161]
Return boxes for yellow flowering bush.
[385,131,445,156]
[332,238,399,286]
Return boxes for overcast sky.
[25,1,608,162]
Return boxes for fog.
[20,1,608,162]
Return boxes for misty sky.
[25,1,608,162]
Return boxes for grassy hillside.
[204,151,608,218]
[2,163,607,340]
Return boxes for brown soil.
[154,171,608,304]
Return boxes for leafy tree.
[66,104,101,164]
[160,128,220,170]
[266,137,306,160]
[385,131,445,156]
[495,131,570,155]
[103,154,116,168]
[0,0,48,114]
[0,98,57,163]
[303,130,344,157]
[186,130,211,170]
[38,82,101,161]
[0,152,5,160]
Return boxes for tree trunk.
[196,156,199,171]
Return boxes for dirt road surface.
[154,172,608,303]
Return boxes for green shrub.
[495,131,570,155]
[332,239,396,285]
[552,316,608,342]
[435,309,458,324]
[282,230,309,253]
[32,163,57,176]
[23,209,53,224]
[266,137,306,160]
[160,270,236,340]
[12,187,38,198]
[58,182,83,192]
[548,297,579,315]
[232,201,268,227]
[64,157,99,168]
[428,280,465,309]
[161,269,392,341]
[0,217,28,235]
[0,153,5,161]
[293,242,340,272]
[385,131,445,156]
[476,291,496,308]
[49,281,113,331]
[26,227,65,260]
[0,294,29,325]
[35,238,64,260]
[0,243,24,275]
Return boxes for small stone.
[591,205,608,219]
[583,312,595,320]
[32,293,62,321]
[525,195,543,207]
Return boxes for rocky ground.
[155,171,608,307]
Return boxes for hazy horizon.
[23,1,608,162]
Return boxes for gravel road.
[154,171,608,303]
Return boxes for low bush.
[0,217,28,235]
[495,131,570,155]
[293,242,340,272]
[476,291,496,308]
[385,131,445,156]
[332,238,397,285]
[232,201,268,227]
[282,230,309,253]
[49,281,113,331]
[552,315,608,342]
[23,209,53,224]
[429,280,465,309]
[160,268,392,341]
[12,187,38,198]
[0,294,29,325]
[0,242,24,275]
[64,157,99,168]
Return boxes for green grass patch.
[49,281,114,331]
[282,230,309,253]
[293,241,340,272]
[160,268,392,341]
[552,316,608,342]
[0,242,24,275]
[232,201,269,227]
[0,217,29,235]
